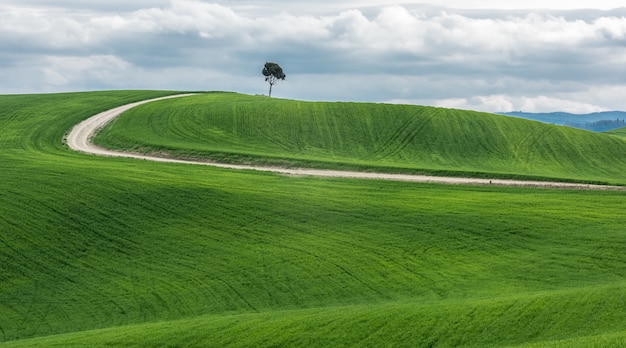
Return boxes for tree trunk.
[268,83,273,97]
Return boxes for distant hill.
[501,111,626,132]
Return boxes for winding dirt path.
[66,94,625,191]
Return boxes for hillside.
[95,93,626,185]
[606,126,626,138]
[1,91,625,347]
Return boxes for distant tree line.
[565,119,626,132]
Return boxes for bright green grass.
[606,126,626,138]
[3,284,626,347]
[95,93,626,185]
[1,91,626,347]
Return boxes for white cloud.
[434,94,606,114]
[422,0,625,10]
[3,2,624,61]
[1,0,626,113]
[41,55,132,88]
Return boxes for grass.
[4,284,626,347]
[95,93,626,185]
[1,91,625,347]
[605,126,626,138]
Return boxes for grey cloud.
[2,0,170,12]
[2,0,626,112]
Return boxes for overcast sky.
[2,1,626,113]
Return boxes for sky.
[2,1,626,113]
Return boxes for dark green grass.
[95,93,626,185]
[1,92,626,347]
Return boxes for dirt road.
[66,94,625,191]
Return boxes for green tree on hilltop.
[262,62,286,97]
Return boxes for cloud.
[424,0,625,11]
[42,55,132,87]
[433,95,607,114]
[2,0,626,112]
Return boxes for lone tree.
[262,62,286,97]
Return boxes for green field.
[96,93,626,185]
[606,126,626,138]
[1,91,626,347]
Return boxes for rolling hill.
[1,91,625,347]
[95,93,626,185]
[606,126,626,138]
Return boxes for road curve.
[66,94,625,191]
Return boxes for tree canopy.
[262,62,286,97]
